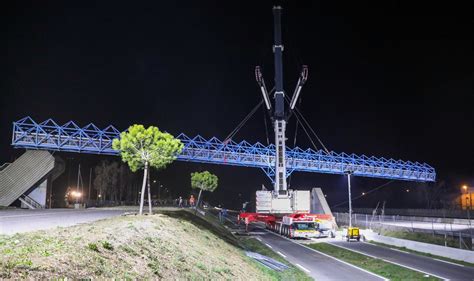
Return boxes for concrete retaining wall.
[363,230,474,263]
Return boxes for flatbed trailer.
[239,212,335,239]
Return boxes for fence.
[333,207,473,219]
[334,212,474,251]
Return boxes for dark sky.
[1,1,472,209]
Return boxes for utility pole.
[88,167,92,201]
[346,171,353,228]
[76,163,81,204]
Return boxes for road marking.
[277,251,286,258]
[265,243,273,249]
[0,209,120,219]
[433,258,465,267]
[0,211,77,219]
[389,247,410,254]
[262,229,387,281]
[328,242,449,281]
[255,237,262,242]
[296,263,310,273]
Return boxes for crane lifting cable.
[288,114,300,189]
[294,106,330,154]
[263,106,270,146]
[285,95,330,154]
[223,100,263,143]
[284,95,325,153]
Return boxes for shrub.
[88,243,99,252]
[102,241,114,251]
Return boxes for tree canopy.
[112,124,183,215]
[112,124,183,171]
[191,171,218,192]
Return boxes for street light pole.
[462,185,473,249]
[346,171,353,228]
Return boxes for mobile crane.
[238,6,336,238]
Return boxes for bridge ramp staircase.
[0,150,55,208]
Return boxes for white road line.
[389,247,410,254]
[366,242,465,268]
[328,242,449,281]
[433,258,465,267]
[264,243,273,249]
[255,237,262,242]
[277,251,287,258]
[0,209,114,219]
[262,229,387,281]
[296,263,311,273]
[0,213,76,219]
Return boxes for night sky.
[1,1,472,209]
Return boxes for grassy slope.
[0,209,311,279]
[0,210,271,279]
[179,209,311,281]
[308,243,440,281]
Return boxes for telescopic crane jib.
[256,6,308,197]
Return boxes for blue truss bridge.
[11,117,436,182]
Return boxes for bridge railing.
[11,117,436,182]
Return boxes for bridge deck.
[11,117,436,182]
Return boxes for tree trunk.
[195,189,203,214]
[147,168,152,215]
[139,161,149,215]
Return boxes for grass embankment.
[380,229,461,248]
[0,209,295,279]
[190,209,311,280]
[308,243,440,281]
[369,241,474,268]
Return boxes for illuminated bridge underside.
[11,117,436,182]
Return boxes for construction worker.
[222,208,227,218]
[189,195,195,207]
[242,201,249,212]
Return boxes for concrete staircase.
[0,150,55,207]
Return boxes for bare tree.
[94,160,119,201]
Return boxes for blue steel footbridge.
[11,117,436,183]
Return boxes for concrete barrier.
[363,230,474,263]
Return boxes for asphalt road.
[221,212,384,280]
[0,208,126,235]
[255,230,385,281]
[329,240,474,280]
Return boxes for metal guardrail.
[19,194,44,209]
[0,163,10,172]
[333,208,473,219]
[334,212,474,250]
